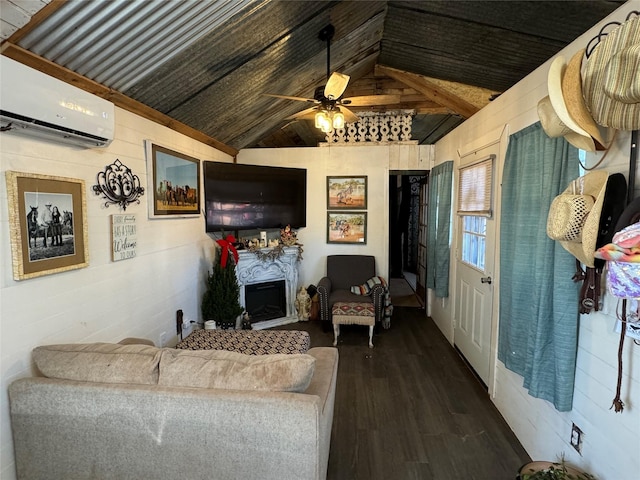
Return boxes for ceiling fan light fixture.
[332,109,345,129]
[315,110,329,129]
[324,72,350,100]
[320,114,333,133]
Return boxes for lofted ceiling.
[0,0,626,156]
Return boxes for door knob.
[481,276,492,284]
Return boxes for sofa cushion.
[158,349,315,392]
[32,343,162,385]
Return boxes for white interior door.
[453,147,497,386]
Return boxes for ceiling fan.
[264,24,401,132]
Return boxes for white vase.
[204,320,216,330]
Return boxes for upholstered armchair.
[317,255,385,326]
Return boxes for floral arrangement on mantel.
[245,225,303,261]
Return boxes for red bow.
[216,235,239,268]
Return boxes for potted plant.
[201,237,243,330]
[518,460,596,480]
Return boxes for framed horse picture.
[145,141,200,218]
[327,211,367,244]
[5,171,89,280]
[327,176,367,209]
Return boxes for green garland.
[246,243,303,262]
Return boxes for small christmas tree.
[201,240,243,329]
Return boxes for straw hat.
[547,56,599,151]
[561,49,607,150]
[582,15,640,130]
[537,96,594,151]
[547,170,609,267]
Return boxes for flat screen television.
[204,161,307,232]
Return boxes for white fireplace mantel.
[236,247,300,329]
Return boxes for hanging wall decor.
[111,214,137,262]
[327,176,367,209]
[144,141,200,218]
[93,159,144,211]
[5,171,89,280]
[327,211,367,244]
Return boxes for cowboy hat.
[537,96,594,151]
[561,49,607,150]
[547,55,600,152]
[593,173,627,269]
[547,170,609,267]
[615,197,640,232]
[582,15,640,130]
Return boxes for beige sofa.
[8,342,338,480]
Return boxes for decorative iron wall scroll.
[93,159,144,211]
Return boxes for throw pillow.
[158,349,315,392]
[32,343,162,385]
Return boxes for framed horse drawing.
[326,176,367,210]
[5,171,89,280]
[145,141,200,219]
[327,211,367,244]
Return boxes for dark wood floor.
[276,306,530,480]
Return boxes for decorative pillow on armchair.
[350,275,387,295]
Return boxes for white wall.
[238,143,432,286]
[432,2,640,479]
[0,92,431,477]
[0,107,233,479]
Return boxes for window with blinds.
[457,155,494,217]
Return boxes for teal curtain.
[498,123,580,412]
[426,161,453,298]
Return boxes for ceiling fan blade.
[324,72,350,100]
[263,93,317,103]
[339,105,360,124]
[285,106,320,121]
[341,94,401,107]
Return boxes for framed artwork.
[5,171,89,280]
[327,176,367,209]
[145,141,200,218]
[327,211,367,244]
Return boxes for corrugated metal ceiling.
[1,0,627,151]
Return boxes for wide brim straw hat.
[561,49,607,149]
[538,96,595,151]
[547,56,597,152]
[582,15,640,130]
[547,170,609,267]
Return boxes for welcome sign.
[112,214,137,261]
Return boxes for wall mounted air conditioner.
[0,56,115,148]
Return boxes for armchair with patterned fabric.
[317,255,386,328]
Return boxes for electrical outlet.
[159,331,167,347]
[182,318,192,333]
[570,423,583,454]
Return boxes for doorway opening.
[389,172,428,308]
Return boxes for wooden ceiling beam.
[376,65,480,119]
[1,44,238,157]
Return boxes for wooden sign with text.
[112,214,137,261]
